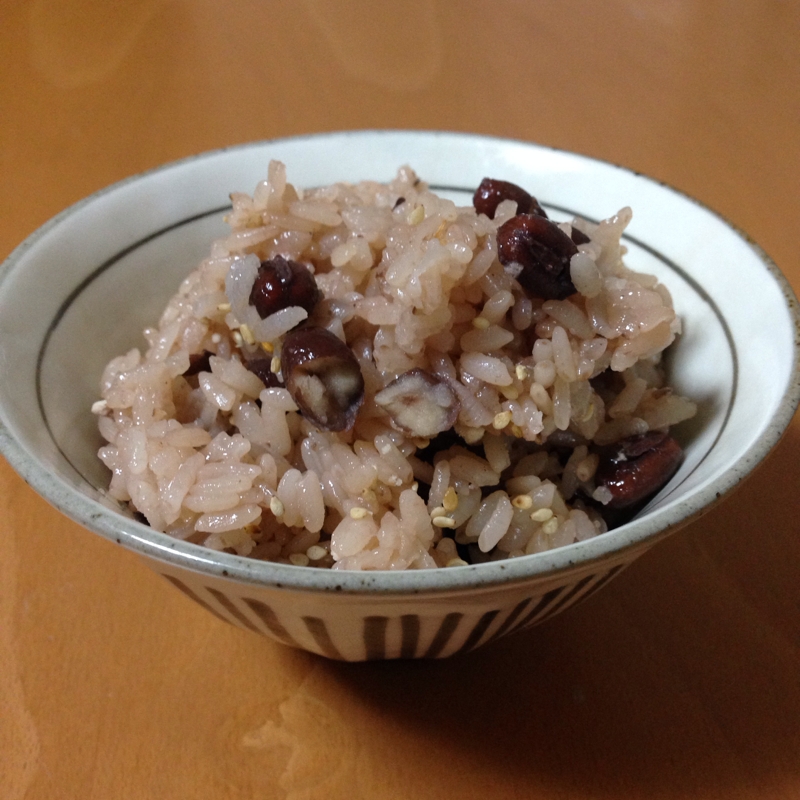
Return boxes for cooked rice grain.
[95,163,696,570]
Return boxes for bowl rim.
[1,129,799,595]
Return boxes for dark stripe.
[535,574,597,624]
[302,616,343,660]
[452,609,501,655]
[573,564,625,606]
[206,587,260,632]
[363,616,389,661]
[513,586,565,631]
[243,598,297,646]
[424,612,463,659]
[482,597,534,645]
[400,615,421,659]
[162,574,229,624]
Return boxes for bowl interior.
[0,131,797,589]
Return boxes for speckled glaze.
[1,131,798,660]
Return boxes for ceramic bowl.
[1,131,798,661]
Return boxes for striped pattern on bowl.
[152,550,638,660]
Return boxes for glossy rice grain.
[95,163,697,570]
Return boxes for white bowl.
[1,131,798,660]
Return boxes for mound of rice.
[94,162,696,570]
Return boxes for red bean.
[245,357,282,389]
[473,178,548,219]
[374,369,460,438]
[184,350,212,376]
[497,213,577,300]
[249,255,322,320]
[595,431,683,509]
[281,327,364,431]
[571,227,591,245]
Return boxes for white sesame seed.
[232,331,244,348]
[239,323,255,345]
[269,496,284,516]
[289,553,310,567]
[270,356,281,374]
[407,205,425,225]
[430,505,447,518]
[432,516,457,528]
[261,341,274,353]
[511,494,533,509]
[443,486,459,512]
[459,426,484,444]
[349,507,370,519]
[306,545,327,561]
[492,411,513,429]
[542,517,559,535]
[471,316,490,330]
[91,399,108,415]
[446,558,469,567]
[515,364,529,381]
[530,507,554,523]
[217,302,231,312]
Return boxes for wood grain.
[1,1,798,797]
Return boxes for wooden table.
[2,2,799,797]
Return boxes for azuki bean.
[570,227,591,245]
[245,357,283,389]
[374,369,460,438]
[281,326,364,431]
[497,213,578,300]
[249,255,322,320]
[185,350,213,376]
[594,431,683,509]
[473,178,548,220]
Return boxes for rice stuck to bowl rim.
[93,162,697,570]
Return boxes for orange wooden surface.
[1,2,799,798]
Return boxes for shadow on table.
[319,426,800,797]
